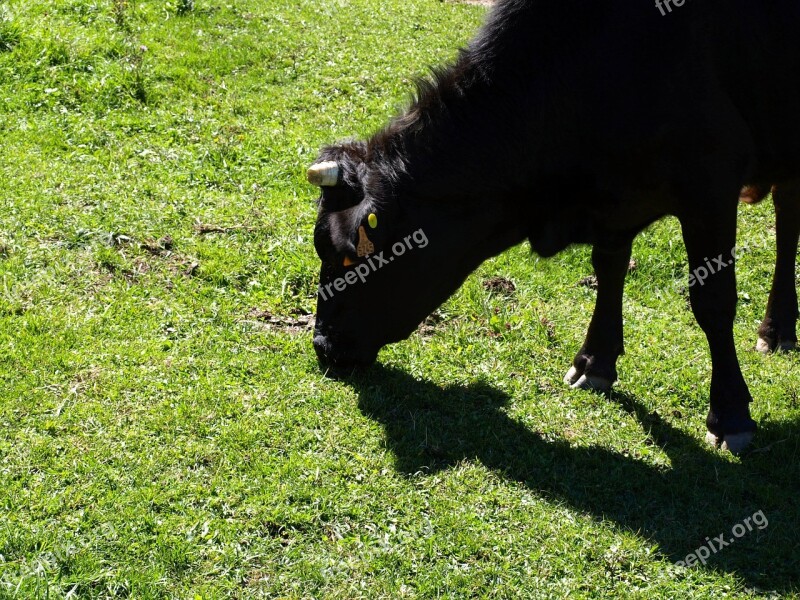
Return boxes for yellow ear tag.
[368,213,378,229]
[356,226,375,257]
[343,256,355,267]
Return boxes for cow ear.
[319,180,363,212]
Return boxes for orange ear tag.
[356,225,375,257]
[343,256,355,267]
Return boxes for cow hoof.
[569,373,613,393]
[564,366,581,385]
[755,337,771,354]
[722,432,755,455]
[571,374,613,392]
[756,337,797,353]
[705,431,754,455]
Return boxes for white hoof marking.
[564,366,581,385]
[720,432,754,455]
[570,374,613,393]
[755,337,772,354]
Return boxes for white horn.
[307,161,340,187]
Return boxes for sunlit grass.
[0,0,798,597]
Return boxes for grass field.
[1,0,799,597]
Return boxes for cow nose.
[312,329,378,371]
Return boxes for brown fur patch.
[739,184,776,204]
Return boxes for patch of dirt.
[193,222,256,235]
[123,257,153,282]
[178,259,200,277]
[483,276,516,295]
[105,232,134,247]
[140,235,174,255]
[246,308,315,333]
[69,367,102,395]
[418,309,448,336]
[540,316,556,343]
[249,521,295,553]
[157,250,199,278]
[578,275,598,290]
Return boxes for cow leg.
[679,212,757,454]
[565,241,632,392]
[756,186,800,353]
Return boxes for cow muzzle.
[312,331,378,371]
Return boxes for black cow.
[309,0,800,453]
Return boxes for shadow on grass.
[343,364,799,592]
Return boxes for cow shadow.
[342,364,800,591]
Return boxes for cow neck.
[366,58,527,211]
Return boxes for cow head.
[309,142,527,371]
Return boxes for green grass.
[0,0,798,597]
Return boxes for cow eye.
[319,181,363,212]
